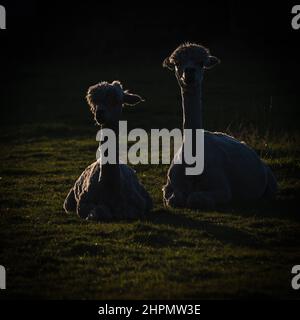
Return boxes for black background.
[0,1,299,128]
[1,1,299,66]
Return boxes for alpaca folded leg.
[87,204,112,221]
[187,187,232,210]
[63,188,76,213]
[163,184,186,208]
[76,191,94,219]
[187,192,216,210]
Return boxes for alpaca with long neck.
[162,43,277,209]
[63,81,152,220]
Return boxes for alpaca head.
[86,81,144,125]
[163,43,220,89]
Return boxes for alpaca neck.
[181,86,203,131]
[100,122,120,197]
[181,86,203,162]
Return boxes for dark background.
[0,0,299,130]
[1,1,299,59]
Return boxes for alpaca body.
[163,130,277,209]
[64,160,152,219]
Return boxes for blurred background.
[0,1,299,133]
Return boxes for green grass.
[0,56,300,299]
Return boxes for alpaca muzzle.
[182,68,196,85]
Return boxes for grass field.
[0,53,300,299]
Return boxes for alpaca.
[63,81,152,220]
[162,43,278,210]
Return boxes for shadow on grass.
[220,196,299,221]
[146,209,261,248]
[58,194,299,249]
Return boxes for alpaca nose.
[183,68,196,83]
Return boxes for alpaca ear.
[123,91,145,106]
[162,57,174,70]
[112,80,123,89]
[204,56,220,69]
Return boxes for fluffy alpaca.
[63,81,152,220]
[162,43,278,209]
